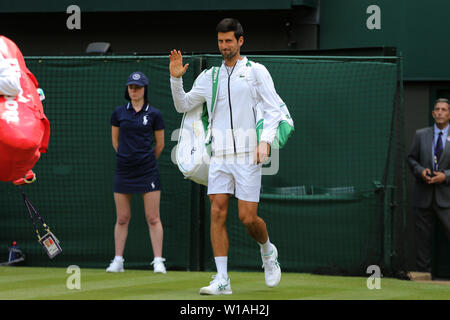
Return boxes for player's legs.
[237,200,268,244]
[237,198,280,287]
[233,155,281,287]
[113,192,132,257]
[199,193,232,295]
[209,193,230,257]
[143,190,163,258]
[202,156,234,294]
[208,156,235,260]
[233,154,269,245]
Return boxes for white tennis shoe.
[261,244,281,287]
[151,257,167,274]
[199,274,232,295]
[106,257,124,272]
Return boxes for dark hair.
[216,18,244,41]
[125,86,149,103]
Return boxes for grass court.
[0,266,449,300]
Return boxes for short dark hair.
[216,18,244,41]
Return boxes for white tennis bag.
[176,67,220,186]
[245,60,294,149]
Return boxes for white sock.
[259,239,273,256]
[114,256,124,262]
[214,256,228,279]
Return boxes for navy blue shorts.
[114,161,161,194]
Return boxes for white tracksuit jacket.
[0,55,20,97]
[170,56,282,157]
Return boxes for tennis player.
[107,71,167,274]
[169,18,282,294]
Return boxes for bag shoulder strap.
[204,66,220,143]
[210,66,220,115]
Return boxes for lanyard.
[20,186,49,241]
[19,186,62,259]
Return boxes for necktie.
[434,132,443,170]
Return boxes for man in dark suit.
[407,98,450,277]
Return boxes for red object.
[12,169,36,185]
[12,241,16,246]
[0,36,50,182]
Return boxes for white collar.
[127,103,149,112]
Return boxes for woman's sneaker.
[151,257,167,274]
[199,274,232,295]
[106,257,124,272]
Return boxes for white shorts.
[207,153,262,202]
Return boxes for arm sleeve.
[444,169,450,185]
[152,109,165,131]
[406,132,425,180]
[170,70,208,113]
[253,64,282,145]
[0,56,21,97]
[110,108,119,127]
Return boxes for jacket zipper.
[226,63,237,154]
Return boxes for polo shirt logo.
[143,115,148,125]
